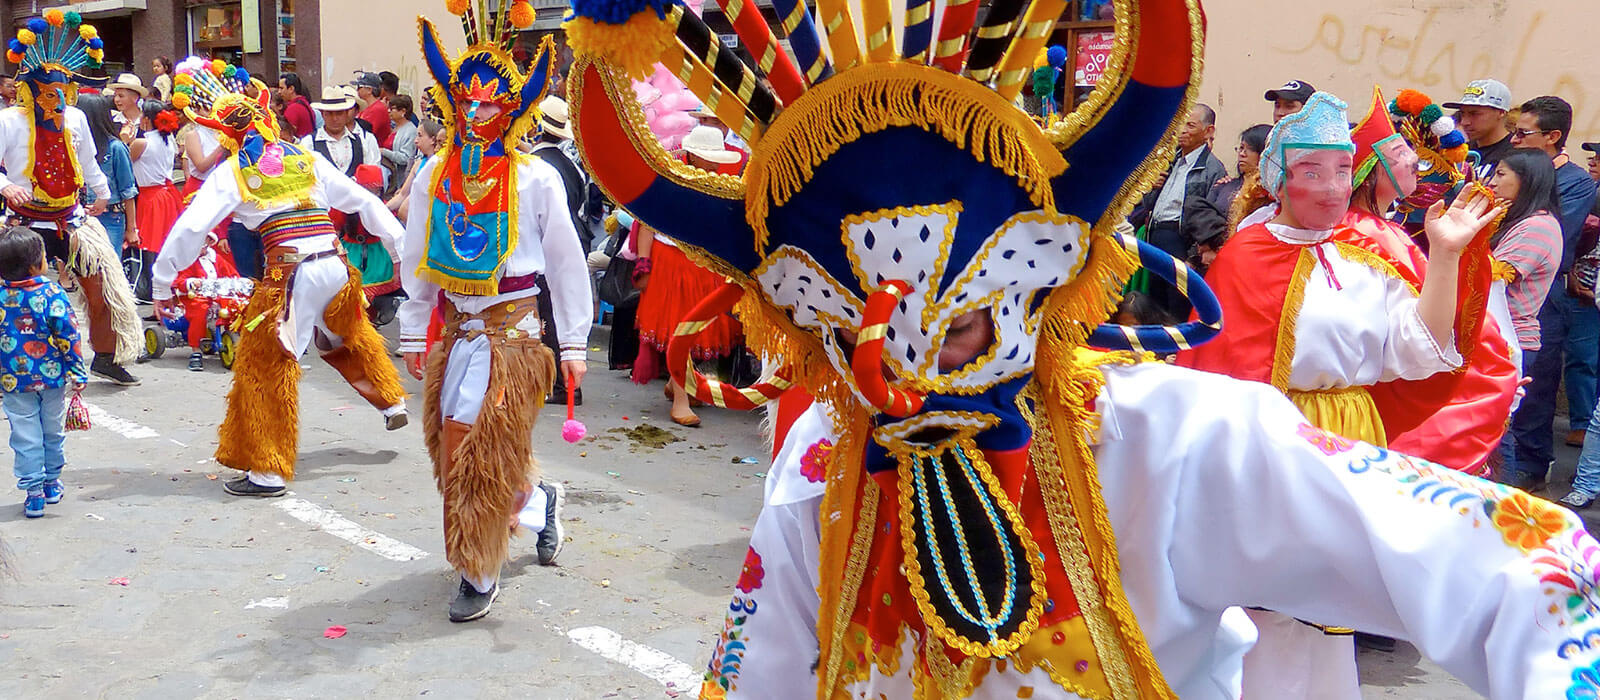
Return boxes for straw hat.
[311,85,357,111]
[107,73,148,97]
[538,96,573,140]
[681,125,740,164]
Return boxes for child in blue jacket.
[0,226,87,517]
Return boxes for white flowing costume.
[705,360,1600,699]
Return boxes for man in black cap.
[1265,79,1315,123]
[351,71,392,152]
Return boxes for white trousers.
[440,314,548,593]
[1239,609,1361,700]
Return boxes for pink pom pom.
[562,419,587,443]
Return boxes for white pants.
[1239,609,1360,700]
[442,314,547,593]
[248,257,398,489]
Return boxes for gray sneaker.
[536,481,565,566]
[1559,490,1596,510]
[448,578,499,622]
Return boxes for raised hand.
[1424,189,1507,256]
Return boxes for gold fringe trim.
[563,13,677,82]
[1032,348,1177,699]
[1491,258,1517,284]
[746,62,1067,252]
[1037,228,1141,362]
[1270,249,1317,392]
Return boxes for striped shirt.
[1494,211,1563,350]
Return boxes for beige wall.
[317,0,439,100]
[318,0,1600,172]
[1200,0,1600,172]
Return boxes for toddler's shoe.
[24,488,45,518]
[43,479,63,504]
[188,352,204,372]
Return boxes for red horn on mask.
[852,280,925,418]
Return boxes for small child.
[169,234,251,371]
[0,226,87,517]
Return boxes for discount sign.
[1074,31,1114,87]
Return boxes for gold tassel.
[745,63,1068,252]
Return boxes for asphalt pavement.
[0,322,1565,699]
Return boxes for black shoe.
[546,388,583,407]
[536,481,565,566]
[222,476,286,498]
[448,578,499,622]
[188,352,204,371]
[1499,471,1545,492]
[1355,632,1396,652]
[91,354,140,386]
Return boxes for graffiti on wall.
[1271,8,1599,140]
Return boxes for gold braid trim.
[1270,249,1317,392]
[745,62,1067,252]
[1033,348,1176,699]
[815,404,878,700]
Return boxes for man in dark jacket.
[1128,103,1227,317]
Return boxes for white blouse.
[132,131,176,187]
[1267,223,1462,392]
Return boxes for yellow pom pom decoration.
[172,93,192,110]
[45,9,65,26]
[174,73,194,86]
[447,0,471,15]
[79,25,97,40]
[17,29,36,46]
[211,59,227,75]
[563,13,674,82]
[509,0,536,29]
[87,48,104,62]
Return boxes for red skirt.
[636,243,741,359]
[136,182,183,253]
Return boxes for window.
[1052,0,1116,113]
[187,0,245,63]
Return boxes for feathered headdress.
[173,56,276,149]
[1388,88,1472,221]
[7,9,107,107]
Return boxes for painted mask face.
[1376,137,1419,199]
[1280,148,1353,230]
[30,79,71,130]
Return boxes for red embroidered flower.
[800,439,833,483]
[736,547,764,593]
[1297,423,1354,456]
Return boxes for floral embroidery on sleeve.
[1296,423,1355,455]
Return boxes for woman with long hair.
[127,99,183,302]
[76,95,139,255]
[387,118,445,221]
[1488,149,1563,357]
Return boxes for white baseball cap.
[1442,79,1513,112]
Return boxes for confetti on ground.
[323,625,347,639]
[108,577,130,586]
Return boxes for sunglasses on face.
[1512,128,1552,139]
